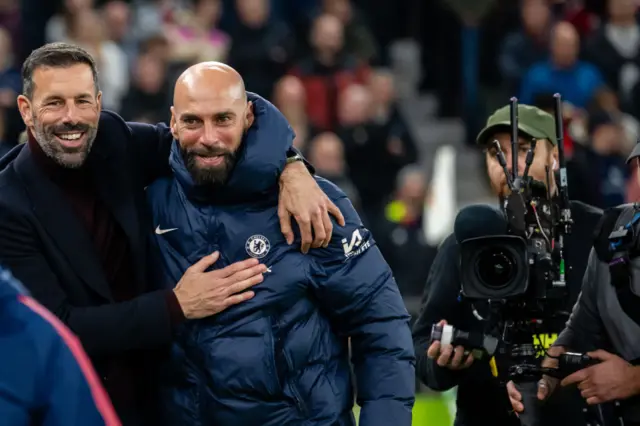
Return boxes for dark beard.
[181,145,238,187]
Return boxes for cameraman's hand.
[537,346,565,401]
[507,381,524,413]
[561,350,640,405]
[427,320,474,370]
[174,252,266,319]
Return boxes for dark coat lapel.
[14,144,113,300]
[88,133,145,291]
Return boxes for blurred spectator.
[583,0,640,116]
[520,21,616,112]
[67,9,129,111]
[139,33,171,63]
[227,0,294,98]
[130,0,178,41]
[567,110,630,207]
[272,75,314,151]
[499,0,552,92]
[0,0,19,58]
[0,27,20,110]
[336,83,416,218]
[119,53,170,124]
[373,164,437,298]
[321,0,377,63]
[45,0,94,43]
[307,131,361,209]
[166,0,230,64]
[533,92,579,157]
[102,1,130,44]
[368,69,417,161]
[290,13,370,131]
[101,0,137,65]
[563,0,600,38]
[0,26,22,147]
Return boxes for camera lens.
[475,248,515,289]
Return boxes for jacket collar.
[170,92,293,204]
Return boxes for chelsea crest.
[245,235,270,259]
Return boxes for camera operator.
[412,104,603,426]
[524,145,640,425]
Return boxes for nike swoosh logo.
[155,226,178,235]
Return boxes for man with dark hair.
[20,43,100,100]
[0,42,343,426]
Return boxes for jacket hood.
[169,92,293,204]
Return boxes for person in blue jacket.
[147,62,416,426]
[0,265,121,426]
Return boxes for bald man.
[147,62,415,426]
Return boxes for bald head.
[552,22,578,44]
[273,75,305,108]
[311,14,344,54]
[550,22,579,68]
[174,62,246,108]
[170,62,254,187]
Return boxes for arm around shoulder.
[0,203,175,357]
[309,192,414,426]
[125,118,174,186]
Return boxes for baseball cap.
[476,104,557,147]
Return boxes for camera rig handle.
[508,352,599,381]
[553,93,573,236]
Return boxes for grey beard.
[32,121,97,169]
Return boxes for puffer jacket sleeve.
[309,184,415,426]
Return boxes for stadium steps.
[390,40,493,212]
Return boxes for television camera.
[430,96,621,426]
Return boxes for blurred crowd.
[496,0,640,211]
[4,0,640,317]
[427,0,640,210]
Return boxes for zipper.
[290,383,308,416]
[267,327,283,393]
[282,349,309,416]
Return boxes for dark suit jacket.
[0,110,176,360]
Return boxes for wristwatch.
[286,148,304,165]
[285,148,315,174]
[286,152,304,165]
